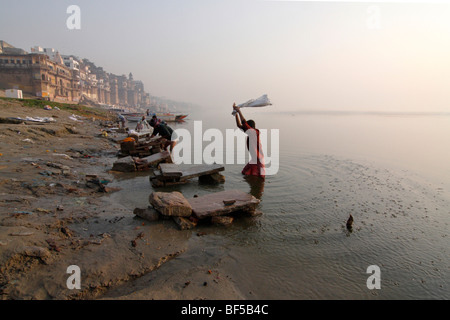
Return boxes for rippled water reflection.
[109,110,450,299]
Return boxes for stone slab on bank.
[136,151,172,170]
[111,156,136,172]
[149,191,193,217]
[160,163,224,181]
[188,189,260,220]
[112,151,172,172]
[150,163,225,187]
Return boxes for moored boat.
[175,114,188,121]
[154,113,188,122]
[156,113,177,122]
[123,112,188,122]
[121,112,144,122]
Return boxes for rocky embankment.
[0,98,190,299]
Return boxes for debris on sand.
[131,232,145,247]
[346,214,354,230]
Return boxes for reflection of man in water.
[233,104,265,179]
[244,175,265,200]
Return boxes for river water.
[108,109,449,299]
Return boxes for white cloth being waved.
[231,94,272,115]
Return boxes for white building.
[62,56,80,71]
[30,46,63,64]
[5,89,23,99]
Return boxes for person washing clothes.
[150,117,177,153]
[135,116,151,132]
[233,103,265,179]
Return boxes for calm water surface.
[109,109,449,299]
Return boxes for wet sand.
[0,99,242,300]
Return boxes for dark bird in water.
[346,214,354,230]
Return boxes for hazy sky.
[2,0,450,112]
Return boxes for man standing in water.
[233,103,265,179]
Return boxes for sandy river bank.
[0,99,244,300]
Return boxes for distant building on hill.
[0,40,27,55]
[0,49,79,102]
[0,40,150,108]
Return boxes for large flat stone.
[155,163,224,182]
[149,191,192,217]
[188,190,260,220]
[159,163,183,177]
[141,151,172,166]
[112,156,136,172]
[136,151,172,171]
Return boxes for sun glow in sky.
[2,0,450,112]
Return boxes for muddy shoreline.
[0,99,244,300]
